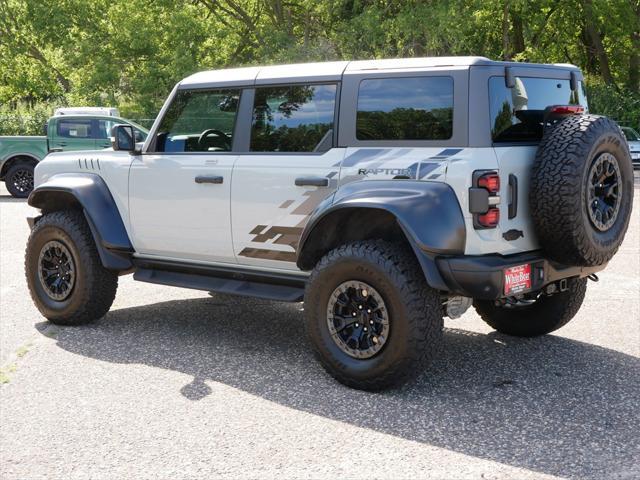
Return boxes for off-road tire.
[25,210,118,325]
[305,240,443,391]
[474,277,587,337]
[530,115,633,266]
[5,161,35,198]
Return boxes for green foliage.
[0,0,638,134]
[0,100,61,135]
[586,79,640,129]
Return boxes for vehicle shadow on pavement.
[37,294,639,479]
[0,195,26,203]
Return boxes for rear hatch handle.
[508,174,518,219]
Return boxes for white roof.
[54,107,120,117]
[179,57,579,89]
[345,56,491,71]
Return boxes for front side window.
[250,84,337,152]
[154,89,240,152]
[489,76,589,143]
[356,76,454,141]
[57,119,92,138]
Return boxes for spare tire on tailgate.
[530,115,634,266]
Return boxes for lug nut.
[363,327,368,332]
[352,312,357,316]
[367,309,371,313]
[369,320,374,325]
[362,289,368,297]
[358,305,363,310]
[355,323,359,328]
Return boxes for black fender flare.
[297,180,466,290]
[28,173,134,270]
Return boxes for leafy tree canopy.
[1,0,638,131]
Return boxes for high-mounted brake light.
[477,207,500,228]
[548,105,584,115]
[477,173,500,194]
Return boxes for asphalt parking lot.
[1,177,639,480]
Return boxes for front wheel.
[305,240,443,391]
[25,210,118,325]
[474,277,588,337]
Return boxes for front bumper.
[436,251,606,300]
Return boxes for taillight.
[477,173,500,194]
[477,207,500,228]
[469,170,501,229]
[548,105,584,115]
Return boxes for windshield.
[489,76,588,143]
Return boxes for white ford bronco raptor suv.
[25,57,634,390]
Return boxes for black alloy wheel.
[326,280,390,359]
[37,240,76,301]
[587,152,622,232]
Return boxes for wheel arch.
[28,173,133,271]
[1,154,39,179]
[297,180,466,291]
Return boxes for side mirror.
[111,124,135,152]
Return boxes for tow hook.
[587,273,599,282]
[559,278,568,292]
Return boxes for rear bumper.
[436,251,606,300]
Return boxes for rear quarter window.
[356,76,453,141]
[489,76,588,143]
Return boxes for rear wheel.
[25,210,118,325]
[474,277,587,337]
[5,162,35,198]
[305,240,443,390]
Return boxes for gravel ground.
[1,177,639,480]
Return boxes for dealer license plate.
[504,264,532,295]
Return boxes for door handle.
[195,175,223,184]
[295,176,329,187]
[57,142,67,147]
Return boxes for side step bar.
[133,259,306,302]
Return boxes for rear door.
[231,83,344,270]
[490,70,588,249]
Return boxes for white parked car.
[621,127,640,168]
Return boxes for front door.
[231,83,344,271]
[128,87,242,264]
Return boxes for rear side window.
[356,77,454,141]
[489,76,588,143]
[154,89,240,152]
[250,84,337,153]
[57,119,92,138]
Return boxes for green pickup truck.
[0,114,148,197]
